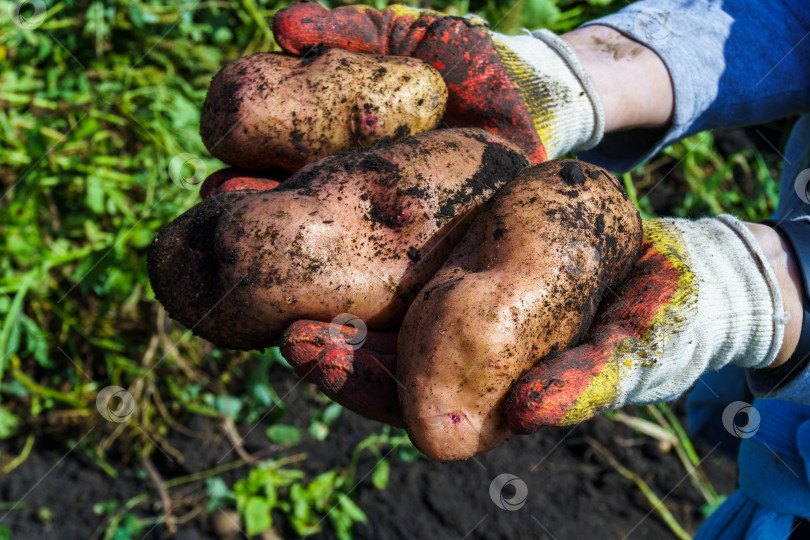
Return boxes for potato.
[200,49,448,172]
[148,129,528,350]
[397,160,642,461]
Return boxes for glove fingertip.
[505,340,622,432]
[200,168,283,199]
[314,347,405,428]
[280,320,332,381]
[272,1,328,54]
[272,1,384,55]
[505,364,582,432]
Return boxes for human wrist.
[560,24,674,133]
[746,223,805,368]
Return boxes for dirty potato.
[148,129,528,350]
[397,160,643,461]
[200,49,448,172]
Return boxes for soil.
[0,359,737,540]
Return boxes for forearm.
[746,223,804,367]
[561,0,810,172]
[561,25,674,133]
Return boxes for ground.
[1,360,737,540]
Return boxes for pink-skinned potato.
[398,160,642,461]
[200,48,448,172]
[147,128,529,350]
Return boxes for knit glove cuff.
[621,215,787,406]
[491,30,605,158]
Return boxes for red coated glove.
[272,2,605,164]
[199,168,282,199]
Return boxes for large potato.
[397,160,642,461]
[200,49,448,172]
[148,129,529,350]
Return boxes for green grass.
[0,0,787,538]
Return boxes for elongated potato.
[200,49,448,172]
[397,160,642,461]
[148,129,528,350]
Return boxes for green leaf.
[128,4,144,29]
[337,494,367,524]
[523,0,561,26]
[0,407,20,439]
[213,27,233,45]
[113,513,144,540]
[700,494,729,519]
[309,421,329,442]
[264,346,291,368]
[213,395,243,420]
[21,315,51,368]
[86,175,105,214]
[243,496,272,537]
[0,523,10,540]
[322,402,343,425]
[307,470,338,499]
[1,380,29,398]
[372,459,390,490]
[265,424,301,446]
[249,380,274,408]
[206,477,230,500]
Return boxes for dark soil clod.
[561,161,587,186]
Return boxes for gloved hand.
[272,1,605,163]
[199,167,281,199]
[507,216,788,430]
[281,216,788,433]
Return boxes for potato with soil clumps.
[398,160,642,461]
[200,48,448,172]
[147,128,529,350]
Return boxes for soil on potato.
[0,358,736,540]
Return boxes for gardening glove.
[199,167,281,199]
[281,321,404,428]
[506,215,789,430]
[272,1,604,164]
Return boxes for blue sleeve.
[576,0,810,173]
